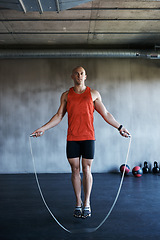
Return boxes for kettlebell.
[152,161,159,174]
[143,161,149,174]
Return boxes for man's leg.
[68,157,82,207]
[82,158,93,207]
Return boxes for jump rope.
[29,133,132,234]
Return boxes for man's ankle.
[83,201,90,207]
[76,200,82,207]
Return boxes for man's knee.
[72,166,80,175]
[82,165,91,177]
[82,159,93,175]
[68,158,80,175]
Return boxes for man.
[32,66,130,219]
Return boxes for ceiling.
[0,0,160,50]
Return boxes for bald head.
[72,66,86,75]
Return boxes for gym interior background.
[1,1,160,239]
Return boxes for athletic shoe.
[82,206,91,219]
[73,206,82,218]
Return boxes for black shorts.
[66,140,95,159]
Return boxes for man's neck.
[73,84,87,94]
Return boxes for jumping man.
[31,66,130,219]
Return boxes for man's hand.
[30,129,44,137]
[119,127,131,138]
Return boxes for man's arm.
[92,90,130,137]
[32,91,68,137]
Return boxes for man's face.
[71,67,87,85]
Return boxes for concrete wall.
[0,58,160,173]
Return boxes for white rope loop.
[29,135,132,234]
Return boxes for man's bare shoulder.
[90,89,101,101]
[91,89,99,95]
[62,90,69,96]
[61,90,69,102]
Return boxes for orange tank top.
[66,86,95,141]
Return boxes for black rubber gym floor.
[0,173,160,240]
